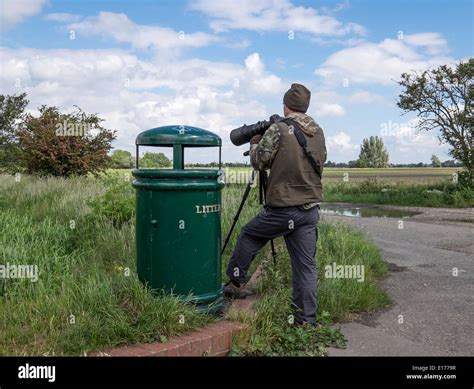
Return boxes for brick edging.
[96,321,246,357]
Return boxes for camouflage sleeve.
[250,124,280,171]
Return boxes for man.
[224,83,327,325]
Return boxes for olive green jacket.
[250,112,327,207]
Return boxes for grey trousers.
[226,206,319,323]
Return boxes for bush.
[457,170,473,189]
[88,173,135,226]
[111,150,134,169]
[16,105,116,177]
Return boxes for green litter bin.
[132,125,225,313]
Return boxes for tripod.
[221,169,277,264]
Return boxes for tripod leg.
[270,239,277,264]
[221,170,257,255]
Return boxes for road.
[323,205,474,356]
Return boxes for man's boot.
[223,280,249,299]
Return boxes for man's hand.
[249,124,280,171]
[250,134,262,145]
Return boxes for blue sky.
[1,0,473,163]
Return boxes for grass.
[1,172,390,356]
[0,174,211,356]
[324,180,473,208]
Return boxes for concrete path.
[323,206,474,356]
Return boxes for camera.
[230,114,284,146]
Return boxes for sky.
[0,0,473,164]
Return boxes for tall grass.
[0,174,210,356]
[1,173,390,356]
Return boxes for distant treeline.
[185,162,250,168]
[324,160,464,168]
[184,160,464,168]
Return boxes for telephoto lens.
[229,114,283,146]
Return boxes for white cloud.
[244,53,284,93]
[67,12,220,51]
[0,0,48,29]
[0,47,284,161]
[0,47,282,99]
[190,0,366,37]
[347,90,386,104]
[223,38,252,49]
[389,119,445,151]
[311,36,367,47]
[325,124,449,163]
[44,13,81,23]
[326,131,358,157]
[403,32,448,54]
[315,103,345,117]
[309,89,386,118]
[379,118,450,162]
[315,33,451,85]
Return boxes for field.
[220,167,473,208]
[222,166,462,184]
[323,167,461,183]
[0,172,390,356]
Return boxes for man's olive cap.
[283,83,311,113]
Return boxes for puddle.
[320,204,421,218]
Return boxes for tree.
[17,105,116,177]
[0,93,29,173]
[357,136,389,168]
[140,152,171,168]
[398,59,473,185]
[111,149,133,169]
[431,155,442,167]
[441,159,462,168]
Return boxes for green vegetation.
[1,172,390,356]
[139,152,171,168]
[110,150,134,169]
[0,93,29,173]
[357,136,389,168]
[324,180,473,208]
[0,93,116,177]
[398,58,473,184]
[0,173,211,356]
[220,167,472,207]
[431,155,442,168]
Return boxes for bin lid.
[135,125,221,147]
